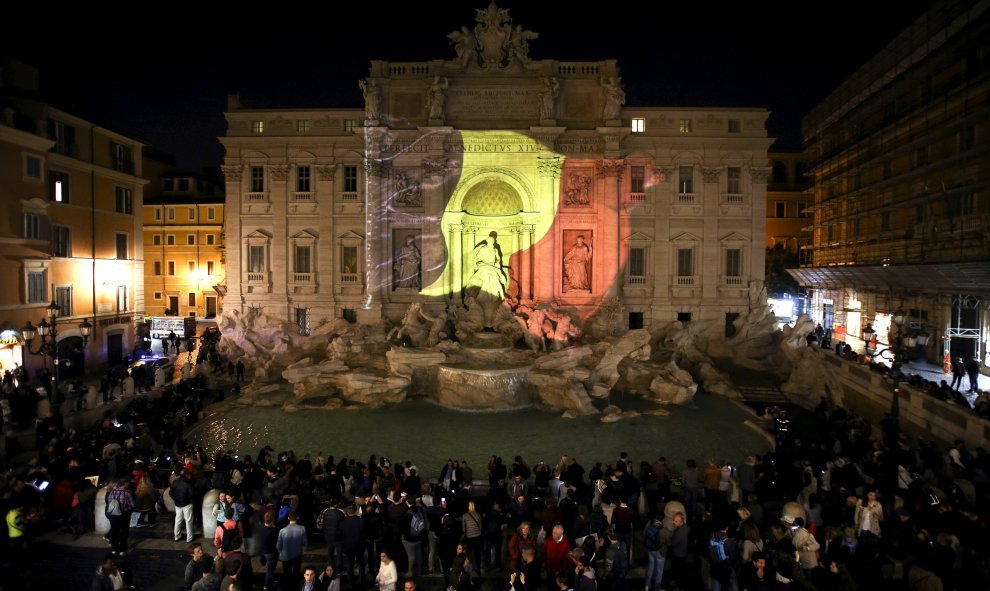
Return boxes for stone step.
[737,386,789,405]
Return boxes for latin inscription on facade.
[447,88,539,118]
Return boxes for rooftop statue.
[447,2,538,69]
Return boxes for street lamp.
[22,301,92,410]
[889,310,907,430]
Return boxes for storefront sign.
[98,315,133,327]
[0,330,20,346]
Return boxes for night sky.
[4,2,936,170]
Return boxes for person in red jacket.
[542,524,572,591]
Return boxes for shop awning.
[787,261,990,296]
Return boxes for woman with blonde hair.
[507,521,536,573]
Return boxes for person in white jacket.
[377,551,398,591]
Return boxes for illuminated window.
[167,261,175,276]
[207,207,215,220]
[678,166,693,194]
[727,119,741,133]
[53,226,71,257]
[49,170,70,203]
[153,235,161,246]
[188,261,195,273]
[297,120,311,133]
[154,261,162,276]
[207,261,215,275]
[676,248,694,276]
[341,246,358,274]
[25,155,42,179]
[631,118,645,133]
[630,166,645,193]
[115,187,132,214]
[250,166,265,192]
[53,285,72,316]
[344,119,356,132]
[297,166,311,192]
[115,233,128,260]
[117,285,128,312]
[187,235,195,245]
[206,234,215,245]
[251,120,264,134]
[678,119,692,133]
[343,165,358,192]
[726,167,741,194]
[167,235,175,246]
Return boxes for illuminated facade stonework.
[221,7,772,334]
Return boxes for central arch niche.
[461,179,524,215]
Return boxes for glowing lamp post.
[889,310,907,428]
[22,301,92,413]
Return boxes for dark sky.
[4,2,936,170]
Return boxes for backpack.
[220,522,238,552]
[410,508,427,536]
[709,534,732,565]
[106,495,123,517]
[277,503,292,524]
[642,524,661,551]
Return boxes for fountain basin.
[437,363,534,410]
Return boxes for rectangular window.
[154,291,162,300]
[50,120,75,155]
[167,261,175,276]
[630,166,645,193]
[297,165,311,192]
[153,235,161,246]
[154,209,161,221]
[249,245,266,273]
[344,119,356,132]
[881,212,892,232]
[727,119,741,133]
[628,247,645,276]
[49,170,69,203]
[179,179,189,191]
[775,202,786,217]
[24,213,41,239]
[798,201,807,218]
[206,234,215,245]
[207,207,215,220]
[167,207,175,220]
[915,145,930,166]
[188,292,196,307]
[166,234,175,246]
[115,233,128,259]
[112,143,132,173]
[343,165,358,192]
[726,166,741,193]
[115,187,132,214]
[250,166,265,192]
[154,261,162,275]
[188,207,195,220]
[678,119,692,133]
[163,179,174,192]
[725,249,742,277]
[25,155,42,179]
[296,308,311,336]
[294,245,312,273]
[53,226,71,257]
[631,118,645,133]
[53,285,72,316]
[678,166,693,194]
[187,234,195,245]
[207,261,215,275]
[27,270,47,303]
[251,120,264,133]
[297,120,311,133]
[188,261,195,273]
[341,246,358,274]
[117,285,128,312]
[676,248,693,276]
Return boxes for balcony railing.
[247,272,266,282]
[722,193,745,204]
[676,276,695,286]
[340,273,359,284]
[625,276,646,285]
[292,192,313,202]
[340,192,359,202]
[292,273,313,283]
[724,276,744,286]
[628,192,646,202]
[677,193,695,203]
[246,193,267,202]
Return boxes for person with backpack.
[213,506,240,558]
[400,498,428,577]
[642,517,669,591]
[707,523,738,591]
[105,477,135,556]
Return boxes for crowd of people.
[1,347,989,590]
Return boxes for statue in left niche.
[359,78,382,124]
[393,235,422,290]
